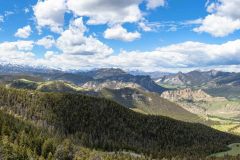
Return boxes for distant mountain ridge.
[0,64,167,93]
[0,64,62,74]
[0,65,167,93]
[77,68,167,93]
[157,70,239,87]
[2,64,240,97]
[85,68,128,79]
[128,70,172,79]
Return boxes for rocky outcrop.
[161,88,226,102]
[81,81,143,91]
[161,88,228,117]
[157,72,187,86]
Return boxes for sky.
[1,0,240,72]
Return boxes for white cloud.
[209,0,240,19]
[44,51,55,59]
[146,0,165,10]
[56,17,113,57]
[0,41,35,65]
[0,41,34,51]
[104,25,141,42]
[194,0,240,37]
[95,40,240,71]
[194,15,240,37]
[33,0,66,33]
[15,25,32,39]
[36,39,240,72]
[2,39,240,72]
[67,0,142,25]
[36,35,55,49]
[32,0,166,39]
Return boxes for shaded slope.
[7,79,39,90]
[0,110,145,160]
[100,88,204,123]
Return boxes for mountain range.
[157,70,240,87]
[0,65,167,93]
[1,64,240,159]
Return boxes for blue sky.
[0,0,240,72]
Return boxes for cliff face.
[161,88,212,101]
[81,81,143,91]
[158,72,188,86]
[160,88,233,119]
[161,88,214,102]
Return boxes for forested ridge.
[0,86,239,159]
[0,110,148,160]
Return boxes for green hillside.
[8,79,85,93]
[36,81,83,93]
[0,86,239,159]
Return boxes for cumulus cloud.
[33,0,66,33]
[0,41,35,65]
[15,25,32,38]
[31,0,165,41]
[104,25,141,42]
[194,0,240,37]
[0,41,34,51]
[36,35,55,49]
[207,0,240,18]
[67,0,142,25]
[37,39,240,72]
[89,40,240,71]
[2,39,240,72]
[56,17,113,57]
[194,15,240,37]
[146,0,165,10]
